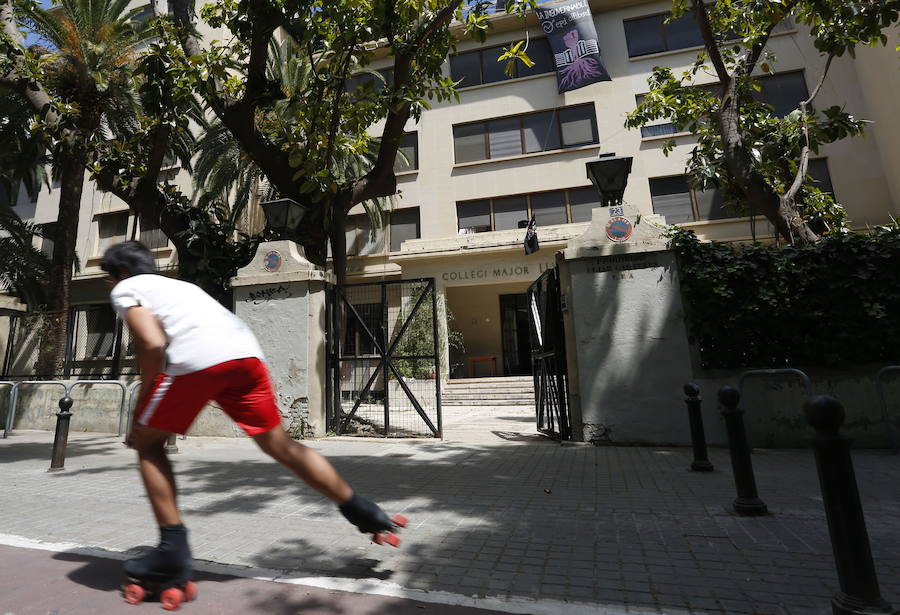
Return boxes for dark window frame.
[649,174,727,223]
[635,70,809,138]
[450,37,555,89]
[345,207,422,256]
[624,7,794,58]
[394,132,419,173]
[456,186,600,233]
[453,103,599,164]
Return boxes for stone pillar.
[558,205,695,444]
[231,241,334,438]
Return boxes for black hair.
[100,241,157,279]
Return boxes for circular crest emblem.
[605,217,633,243]
[263,250,282,272]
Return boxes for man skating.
[101,241,404,607]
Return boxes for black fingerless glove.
[339,493,394,534]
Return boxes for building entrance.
[500,293,532,376]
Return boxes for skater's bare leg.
[130,425,181,526]
[252,426,353,504]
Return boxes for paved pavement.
[1,426,899,615]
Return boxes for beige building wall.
[9,1,899,379]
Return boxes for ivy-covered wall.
[670,227,900,369]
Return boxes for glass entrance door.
[500,293,532,376]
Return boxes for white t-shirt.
[110,274,265,376]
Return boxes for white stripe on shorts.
[139,375,173,426]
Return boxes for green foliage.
[393,285,464,379]
[625,0,898,233]
[0,203,51,307]
[163,190,269,300]
[0,87,49,206]
[669,226,900,369]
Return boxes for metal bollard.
[805,396,894,615]
[718,386,767,516]
[684,383,714,472]
[164,433,179,454]
[48,396,74,473]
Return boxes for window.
[83,305,117,358]
[457,187,598,233]
[449,38,554,88]
[40,221,57,259]
[625,9,794,59]
[649,176,728,223]
[394,132,418,172]
[754,71,809,118]
[343,302,382,355]
[453,122,488,163]
[492,196,528,231]
[389,207,420,252]
[453,104,598,163]
[807,158,835,199]
[97,212,129,253]
[635,72,807,139]
[345,207,421,255]
[345,68,394,94]
[624,11,703,57]
[0,181,17,206]
[456,200,492,234]
[139,215,168,249]
[346,214,386,256]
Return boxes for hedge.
[669,226,900,369]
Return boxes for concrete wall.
[560,233,900,448]
[0,379,243,438]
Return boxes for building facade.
[6,0,900,382]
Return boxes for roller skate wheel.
[373,533,383,545]
[183,581,198,602]
[123,583,146,605]
[160,587,184,611]
[382,532,401,547]
[392,514,408,528]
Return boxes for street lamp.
[261,198,307,239]
[585,153,633,207]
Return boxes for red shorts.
[134,357,282,436]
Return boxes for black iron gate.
[326,278,442,437]
[528,267,572,440]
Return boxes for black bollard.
[48,396,73,473]
[718,386,767,516]
[165,433,179,454]
[684,383,714,472]
[806,396,894,615]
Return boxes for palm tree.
[17,0,152,376]
[0,85,49,207]
[0,203,51,308]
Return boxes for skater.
[101,241,404,608]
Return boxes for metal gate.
[326,278,442,437]
[528,267,572,440]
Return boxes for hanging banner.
[535,0,611,93]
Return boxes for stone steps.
[442,376,535,407]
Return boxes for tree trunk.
[328,205,349,429]
[35,153,85,377]
[717,80,818,245]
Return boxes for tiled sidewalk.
[1,430,898,614]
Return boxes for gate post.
[232,241,335,438]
